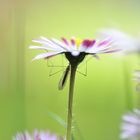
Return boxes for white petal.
[33,39,54,47]
[51,38,72,51]
[32,51,64,61]
[123,115,140,124]
[93,42,113,51]
[40,36,62,50]
[33,37,65,51]
[29,45,62,51]
[78,45,87,52]
[29,45,51,50]
[86,44,118,54]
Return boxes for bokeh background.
[0,0,140,139]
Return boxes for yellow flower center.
[75,38,82,47]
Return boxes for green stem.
[66,64,77,140]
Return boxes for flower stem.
[66,64,77,140]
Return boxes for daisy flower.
[29,36,120,61]
[30,36,120,89]
[121,109,140,140]
[12,130,64,140]
[29,35,120,140]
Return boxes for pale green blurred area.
[0,0,140,139]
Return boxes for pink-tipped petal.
[71,38,75,46]
[62,38,69,46]
[98,38,112,47]
[82,39,96,48]
[104,49,121,53]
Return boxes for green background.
[0,0,140,139]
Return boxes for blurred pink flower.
[13,130,64,140]
[121,109,140,139]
